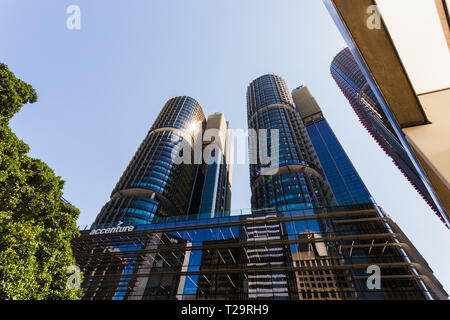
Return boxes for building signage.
[89,221,134,235]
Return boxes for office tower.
[246,74,335,299]
[241,74,446,300]
[330,48,441,215]
[197,113,233,217]
[291,84,446,299]
[292,85,371,206]
[247,74,335,210]
[72,80,447,300]
[73,201,448,300]
[93,96,206,227]
[324,0,450,228]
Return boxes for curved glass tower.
[94,96,205,227]
[247,74,334,210]
[331,48,443,221]
[246,74,335,300]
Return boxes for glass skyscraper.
[72,81,447,300]
[331,48,447,225]
[292,85,371,206]
[94,96,211,227]
[246,74,335,299]
[247,74,335,211]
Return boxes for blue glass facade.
[247,74,335,211]
[305,119,371,205]
[198,156,231,218]
[94,96,206,227]
[96,196,161,226]
[291,84,398,298]
[73,204,445,300]
[331,48,443,220]
[195,115,232,218]
[246,74,335,299]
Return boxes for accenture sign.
[89,221,135,235]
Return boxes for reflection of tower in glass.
[331,48,441,219]
[292,231,356,300]
[94,96,206,227]
[129,232,189,300]
[242,214,292,299]
[194,238,242,300]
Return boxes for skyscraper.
[290,84,447,299]
[246,74,336,299]
[247,74,335,211]
[72,80,447,300]
[292,85,371,206]
[292,232,356,300]
[242,74,447,300]
[331,48,445,224]
[93,96,234,227]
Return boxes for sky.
[1,0,449,293]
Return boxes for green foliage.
[0,63,82,299]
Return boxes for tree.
[0,63,82,299]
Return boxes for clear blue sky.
[1,0,449,292]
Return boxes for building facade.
[72,79,447,300]
[197,113,233,217]
[247,74,335,211]
[292,85,372,206]
[245,74,336,299]
[93,96,206,227]
[73,203,448,300]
